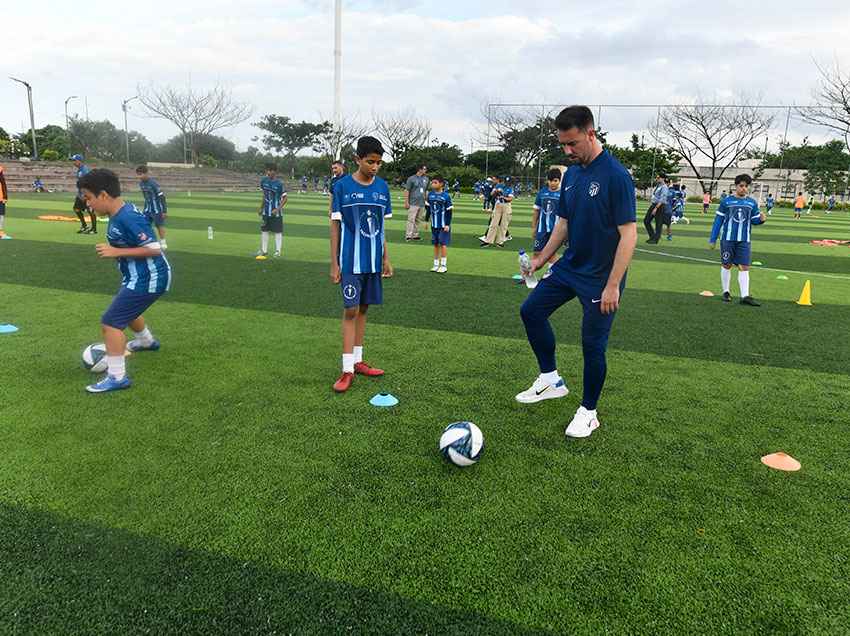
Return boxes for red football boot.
[333,372,354,393]
[354,362,385,377]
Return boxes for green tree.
[154,133,236,164]
[68,118,155,163]
[14,124,69,159]
[0,127,9,141]
[254,115,331,171]
[606,134,680,191]
[465,150,513,177]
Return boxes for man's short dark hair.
[734,174,753,186]
[332,160,344,168]
[135,165,148,174]
[265,163,277,172]
[417,164,427,171]
[78,168,121,198]
[356,136,385,158]
[554,105,595,132]
[432,175,445,184]
[547,168,562,181]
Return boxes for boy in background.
[426,176,453,273]
[71,155,97,234]
[794,192,805,219]
[257,164,287,259]
[765,193,774,216]
[136,165,168,249]
[532,169,562,269]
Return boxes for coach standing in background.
[516,105,637,439]
[404,165,429,241]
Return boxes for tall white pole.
[333,0,342,159]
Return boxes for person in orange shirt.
[794,192,805,219]
[702,190,711,214]
[0,165,8,235]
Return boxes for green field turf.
[1,189,849,634]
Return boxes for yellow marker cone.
[796,280,813,306]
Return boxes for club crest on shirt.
[734,208,747,222]
[359,209,381,239]
[343,284,357,300]
[138,232,148,241]
[588,182,600,197]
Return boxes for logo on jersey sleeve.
[589,182,600,197]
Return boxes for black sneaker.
[77,227,89,234]
[88,228,97,234]
[740,296,761,306]
[645,238,658,244]
[722,292,732,303]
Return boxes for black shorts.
[73,196,89,213]
[261,215,283,233]
[0,202,5,215]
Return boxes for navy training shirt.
[553,150,636,294]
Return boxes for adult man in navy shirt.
[516,105,637,439]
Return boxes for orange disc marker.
[761,452,801,472]
[700,290,715,297]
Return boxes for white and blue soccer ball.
[439,421,484,467]
[82,343,108,373]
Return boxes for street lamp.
[122,95,139,164]
[65,95,79,154]
[10,76,38,160]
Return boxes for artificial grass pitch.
[0,191,849,634]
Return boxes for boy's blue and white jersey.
[332,175,392,275]
[493,185,514,203]
[107,203,171,294]
[670,188,685,215]
[139,178,167,216]
[427,191,453,228]
[534,187,561,233]
[710,195,763,243]
[260,177,287,216]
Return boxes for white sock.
[721,268,731,293]
[342,353,355,373]
[540,370,561,385]
[0,216,5,230]
[353,346,363,364]
[133,327,153,343]
[433,259,439,267]
[261,231,269,253]
[274,233,282,253]
[738,270,750,297]
[107,355,126,380]
[440,257,447,266]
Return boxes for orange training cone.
[761,452,801,472]
[796,280,813,306]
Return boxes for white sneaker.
[437,266,447,273]
[160,239,168,249]
[430,265,439,272]
[515,376,569,404]
[478,235,487,242]
[565,406,600,438]
[273,251,281,258]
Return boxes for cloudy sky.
[3,0,850,153]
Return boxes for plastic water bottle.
[207,226,214,240]
[518,250,537,289]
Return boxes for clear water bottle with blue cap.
[518,250,537,289]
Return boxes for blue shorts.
[0,202,5,215]
[340,273,383,308]
[145,211,166,227]
[431,228,451,246]
[534,231,552,253]
[102,287,164,329]
[720,240,751,266]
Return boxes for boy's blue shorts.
[340,273,382,308]
[431,228,451,246]
[720,240,751,266]
[102,287,163,329]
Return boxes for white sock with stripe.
[721,268,731,293]
[738,270,750,298]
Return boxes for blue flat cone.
[0,324,19,334]
[370,392,399,407]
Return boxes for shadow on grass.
[3,241,849,375]
[0,503,548,635]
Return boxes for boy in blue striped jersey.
[329,137,394,393]
[258,164,287,259]
[136,165,168,249]
[79,169,171,393]
[709,173,766,306]
[425,176,453,273]
[532,169,563,269]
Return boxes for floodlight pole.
[122,96,139,164]
[333,0,342,159]
[777,106,792,199]
[10,77,38,160]
[484,104,492,177]
[65,95,78,152]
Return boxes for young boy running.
[532,169,562,269]
[709,173,766,306]
[765,193,774,216]
[426,176,453,273]
[257,164,287,259]
[329,137,393,393]
[78,169,170,393]
[136,165,168,249]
